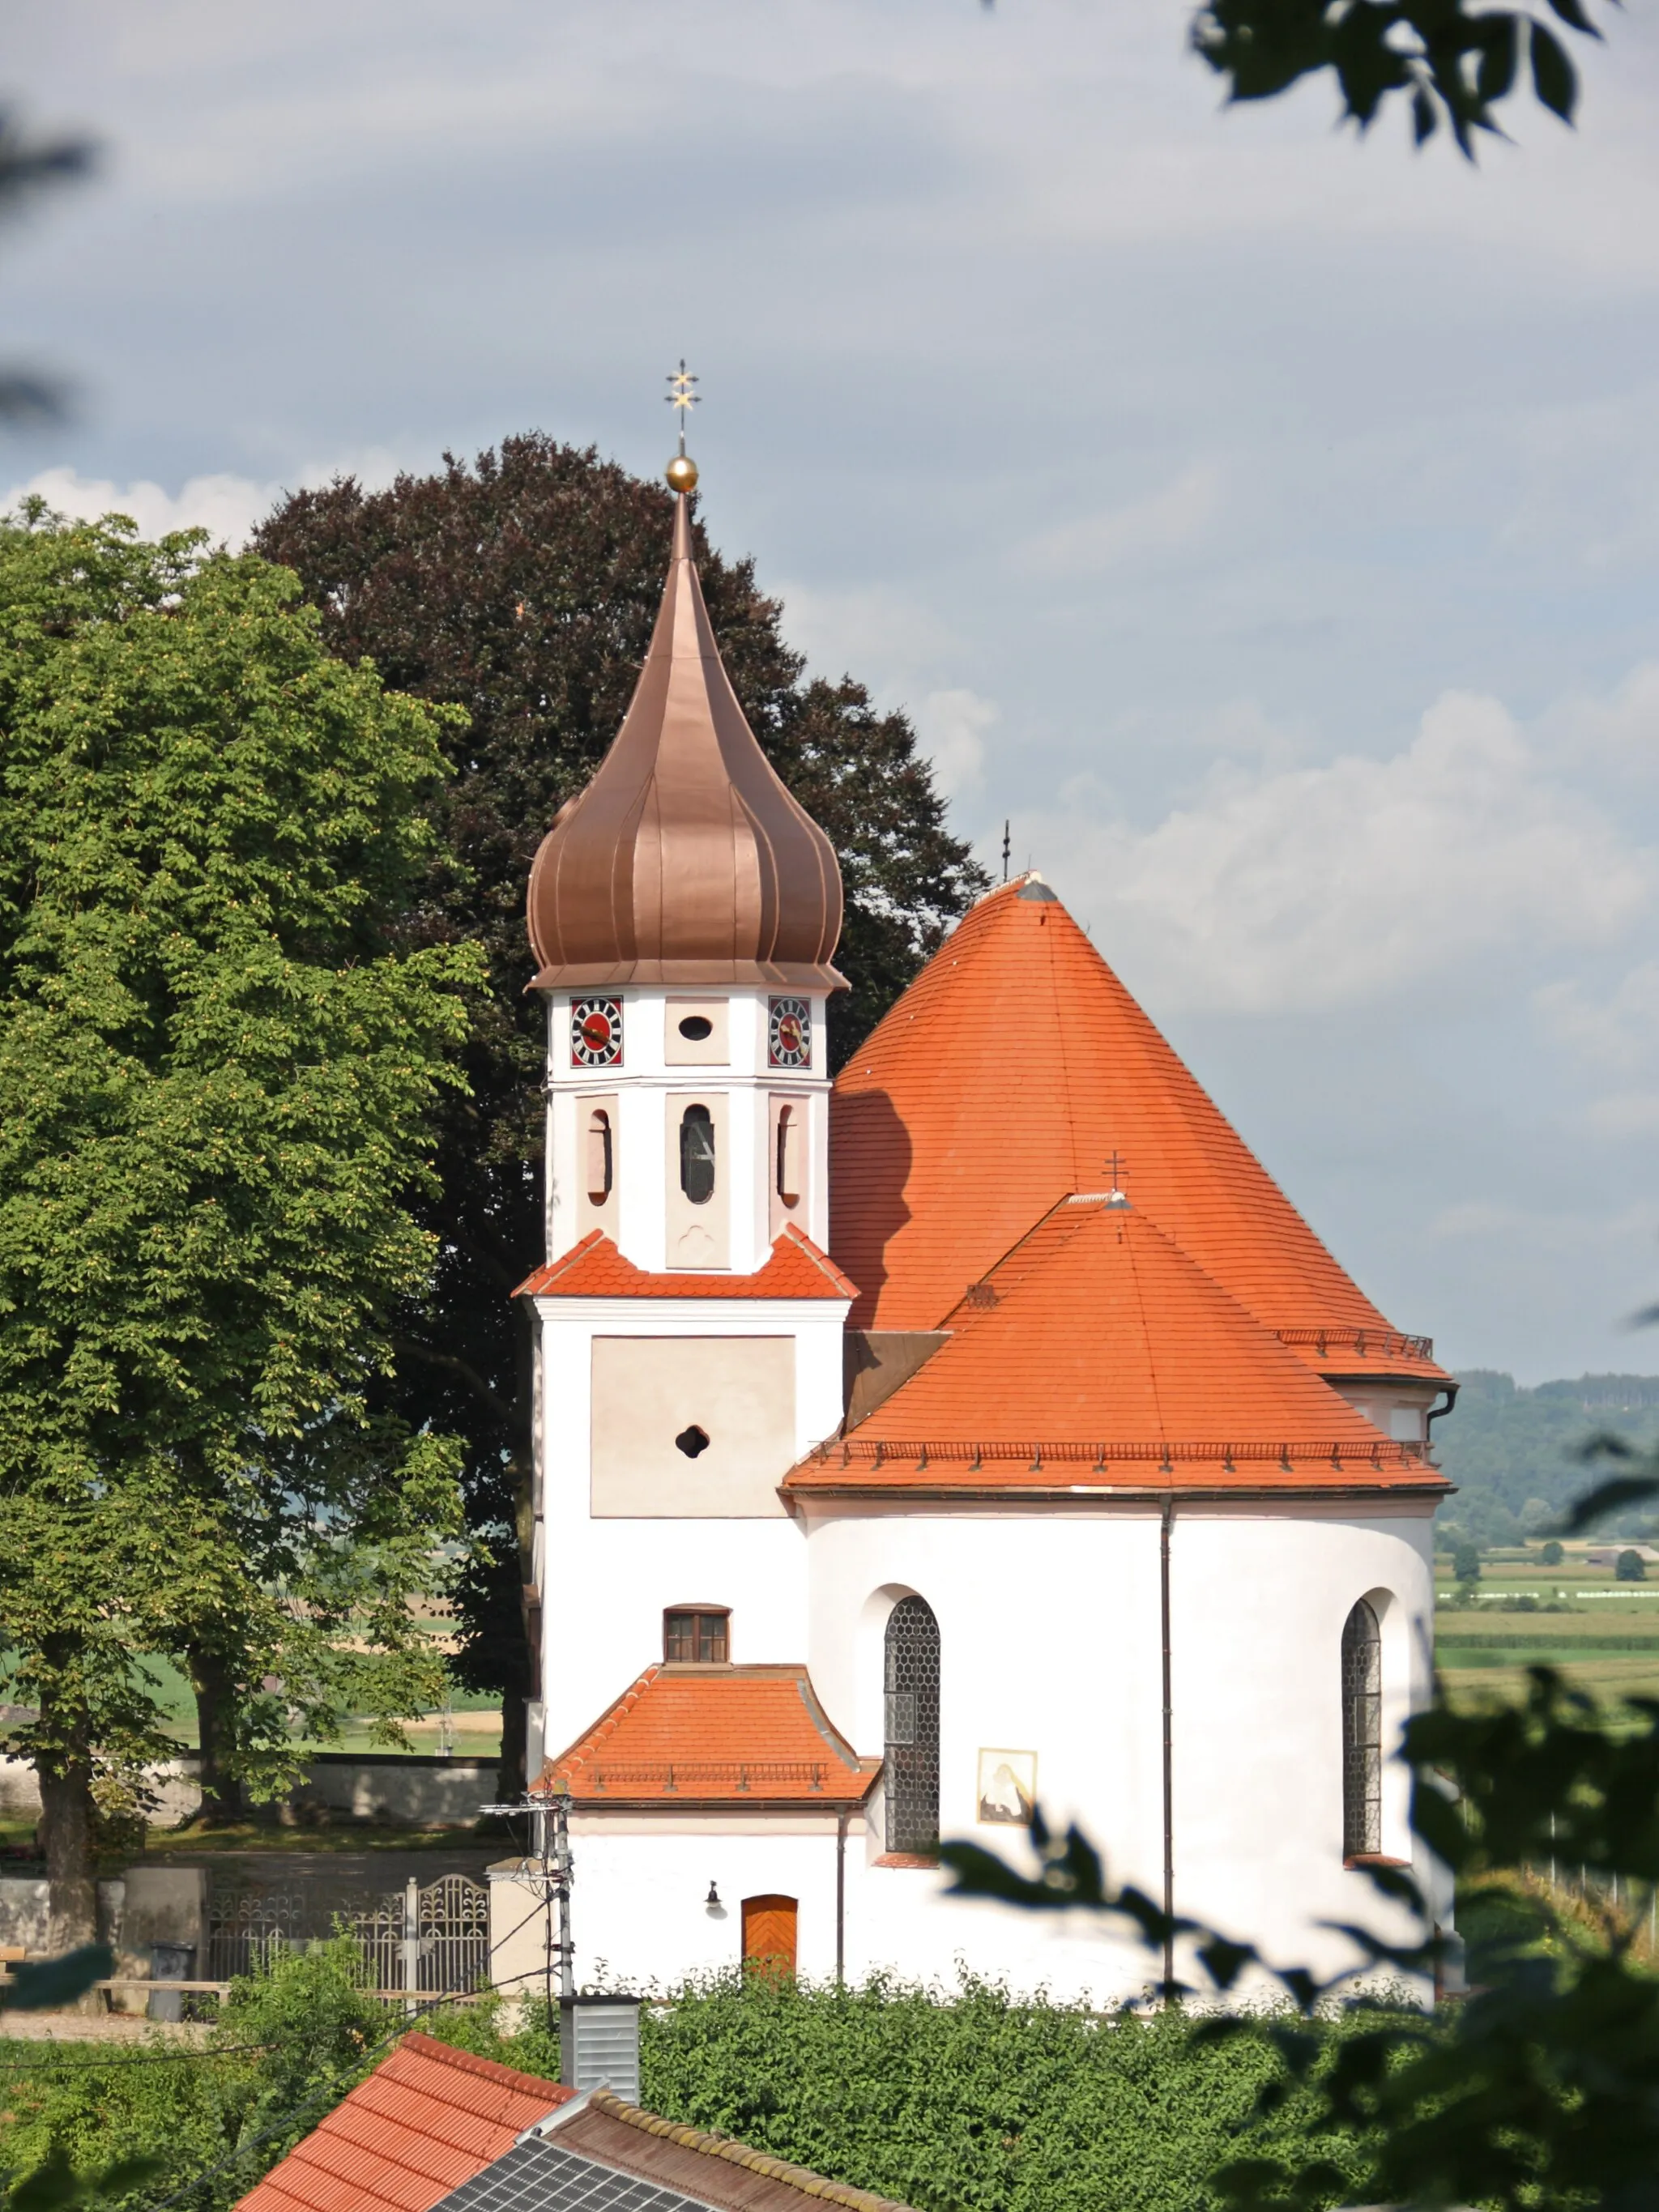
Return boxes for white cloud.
[917,686,996,799]
[776,580,961,687]
[1018,461,1222,577]
[0,456,406,552]
[1028,688,1654,1013]
[1535,962,1659,1076]
[0,466,279,547]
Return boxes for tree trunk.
[188,1647,244,1826]
[36,1688,100,2006]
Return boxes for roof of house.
[514,1224,857,1302]
[828,876,1447,1389]
[526,490,844,993]
[443,2090,917,2212]
[240,2039,919,2212]
[788,1194,1445,1498]
[236,2032,570,2212]
[533,1664,880,1807]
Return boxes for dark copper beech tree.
[255,439,986,1790]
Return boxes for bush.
[0,1937,391,2210]
[633,1971,1397,2212]
[1617,1549,1647,1583]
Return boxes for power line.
[0,2039,278,2073]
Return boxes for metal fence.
[208,1869,490,1996]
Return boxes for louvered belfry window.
[1341,1598,1383,1858]
[679,1104,715,1205]
[884,1596,940,1855]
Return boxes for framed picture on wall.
[976,1749,1037,1826]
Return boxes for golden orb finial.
[664,360,700,496]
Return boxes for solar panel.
[430,2138,725,2212]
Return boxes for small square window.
[664,1608,729,1664]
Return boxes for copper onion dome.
[527,493,845,992]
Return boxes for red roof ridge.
[514,1228,857,1302]
[392,2031,566,2100]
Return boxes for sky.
[6,0,1659,1383]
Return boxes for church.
[492,452,1454,2006]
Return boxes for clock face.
[768,995,811,1070]
[569,996,623,1068]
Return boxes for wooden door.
[740,1894,797,1979]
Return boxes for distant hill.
[1433,1371,1659,1546]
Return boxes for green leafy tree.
[253,439,986,1788]
[1541,1537,1565,1566]
[1616,1546,1646,1583]
[1192,0,1610,156]
[0,509,480,1933]
[1452,1538,1481,1583]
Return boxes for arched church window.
[884,1596,940,1856]
[1341,1598,1382,1858]
[679,1104,715,1205]
[586,1110,613,1205]
[775,1105,800,1206]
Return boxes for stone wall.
[0,1752,499,1831]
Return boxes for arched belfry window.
[1341,1599,1382,1858]
[775,1104,800,1206]
[586,1110,613,1206]
[884,1596,940,1856]
[679,1104,715,1205]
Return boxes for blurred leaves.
[1190,0,1610,157]
[1,1948,111,2013]
[0,106,96,422]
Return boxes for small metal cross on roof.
[1001,820,1011,883]
[1106,1149,1127,1191]
[665,360,699,454]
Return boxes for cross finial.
[1001,820,1011,884]
[665,360,699,456]
[1106,1149,1127,1197]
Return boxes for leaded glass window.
[884,1596,940,1855]
[1341,1598,1382,1858]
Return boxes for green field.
[1435,1547,1659,1709]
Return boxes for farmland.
[1435,1547,1659,1709]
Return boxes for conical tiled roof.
[830,876,1445,1388]
[527,497,844,991]
[790,1195,1443,1494]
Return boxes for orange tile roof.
[830,877,1447,1388]
[516,1223,858,1301]
[788,1195,1446,1496]
[535,1664,880,1807]
[237,2033,569,2212]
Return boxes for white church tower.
[517,454,855,1775]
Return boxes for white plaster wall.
[798,1498,1438,2002]
[491,1824,847,1997]
[535,1299,845,1753]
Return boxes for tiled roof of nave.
[829,877,1446,1388]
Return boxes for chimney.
[560,1993,642,2105]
